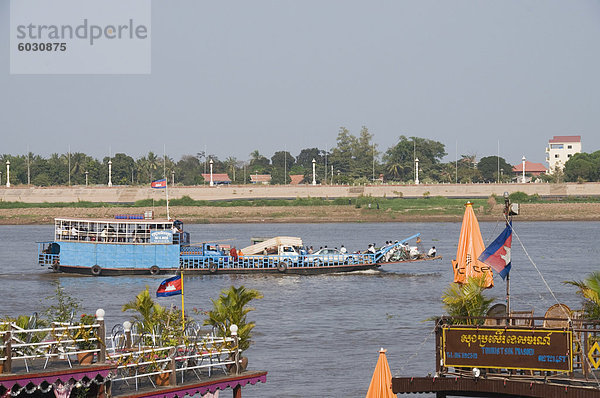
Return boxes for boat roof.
[54,217,173,223]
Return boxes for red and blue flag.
[478,222,512,280]
[156,275,182,297]
[151,179,167,189]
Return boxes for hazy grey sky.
[2,0,599,166]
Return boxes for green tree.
[477,156,513,182]
[564,152,600,182]
[271,151,294,184]
[249,150,270,174]
[352,126,379,179]
[296,148,323,169]
[105,153,136,186]
[329,127,356,175]
[383,136,446,181]
[176,155,203,185]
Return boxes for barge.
[38,217,440,276]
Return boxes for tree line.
[0,127,592,186]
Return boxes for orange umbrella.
[451,202,494,288]
[366,348,395,398]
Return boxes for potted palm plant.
[442,276,495,325]
[204,285,263,371]
[564,271,600,320]
[75,313,96,365]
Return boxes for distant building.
[201,173,232,185]
[546,135,581,173]
[289,174,304,185]
[512,161,547,183]
[250,174,271,184]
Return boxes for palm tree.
[564,272,600,319]
[146,152,160,182]
[442,277,495,325]
[386,162,403,180]
[204,285,263,351]
[122,287,165,335]
[224,156,238,181]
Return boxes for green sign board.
[442,326,572,372]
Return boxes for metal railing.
[0,321,101,373]
[1,311,242,391]
[179,252,377,270]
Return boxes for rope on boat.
[511,223,600,388]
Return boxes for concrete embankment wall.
[1,182,600,203]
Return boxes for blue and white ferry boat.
[38,216,439,276]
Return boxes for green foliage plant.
[122,286,165,337]
[204,286,263,352]
[75,313,97,350]
[564,272,600,320]
[44,280,81,323]
[442,276,495,325]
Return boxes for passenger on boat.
[428,246,437,257]
[340,245,347,254]
[230,246,238,261]
[308,246,314,254]
[70,226,79,240]
[367,244,376,254]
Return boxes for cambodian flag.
[156,275,182,297]
[478,222,512,280]
[151,179,167,189]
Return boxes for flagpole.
[180,268,185,330]
[164,148,170,220]
[503,192,511,318]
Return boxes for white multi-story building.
[546,135,581,174]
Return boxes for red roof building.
[289,174,304,185]
[512,161,547,177]
[201,173,232,184]
[250,174,271,184]
[547,135,582,173]
[549,135,581,143]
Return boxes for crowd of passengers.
[55,223,183,243]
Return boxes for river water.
[0,221,598,397]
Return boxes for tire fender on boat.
[91,265,102,276]
[51,263,60,272]
[208,263,217,273]
[277,261,288,273]
[150,265,160,275]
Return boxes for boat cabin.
[53,217,190,245]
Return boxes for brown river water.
[0,221,597,397]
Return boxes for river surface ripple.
[0,221,598,397]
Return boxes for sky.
[1,0,599,166]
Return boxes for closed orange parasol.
[366,348,395,398]
[451,202,494,288]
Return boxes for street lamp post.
[414,158,420,185]
[108,160,113,187]
[521,156,526,183]
[209,159,214,187]
[311,158,316,185]
[6,160,10,188]
[85,171,89,187]
[0,170,2,186]
[171,170,175,186]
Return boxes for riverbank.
[2,202,600,224]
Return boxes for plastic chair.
[510,309,534,327]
